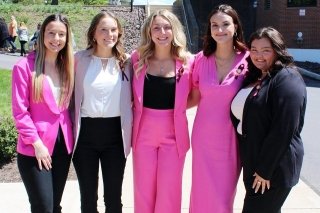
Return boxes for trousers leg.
[73,146,100,213]
[155,143,185,213]
[133,146,158,213]
[20,40,27,55]
[242,185,291,213]
[100,146,126,213]
[51,154,71,213]
[17,153,54,213]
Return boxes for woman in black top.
[231,27,307,213]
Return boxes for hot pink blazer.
[12,52,74,156]
[131,51,194,157]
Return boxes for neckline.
[92,55,114,60]
[146,73,175,79]
[213,52,241,85]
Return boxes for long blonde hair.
[33,14,74,108]
[136,9,190,75]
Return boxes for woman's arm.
[187,88,200,108]
[12,63,52,170]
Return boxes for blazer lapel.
[174,59,184,110]
[133,65,147,107]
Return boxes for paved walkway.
[1,109,320,212]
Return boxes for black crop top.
[143,73,176,109]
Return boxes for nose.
[54,33,59,40]
[160,27,166,34]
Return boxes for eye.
[164,26,172,31]
[211,23,218,28]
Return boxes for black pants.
[73,117,126,213]
[17,128,71,213]
[242,184,291,213]
[20,40,27,56]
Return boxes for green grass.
[0,70,12,115]
[0,3,110,50]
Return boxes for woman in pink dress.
[188,4,248,213]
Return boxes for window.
[264,0,271,10]
[288,0,317,7]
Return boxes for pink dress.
[190,51,249,213]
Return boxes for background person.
[8,15,18,53]
[188,4,248,213]
[29,22,41,51]
[131,9,194,213]
[72,10,132,213]
[0,17,10,52]
[231,27,307,213]
[17,22,29,56]
[11,14,74,213]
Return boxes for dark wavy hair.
[243,27,295,86]
[202,4,247,57]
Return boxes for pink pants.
[133,108,186,213]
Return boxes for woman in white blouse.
[72,11,132,213]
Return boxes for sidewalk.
[0,109,320,213]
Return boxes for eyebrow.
[251,46,273,50]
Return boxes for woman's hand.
[32,140,52,171]
[252,172,270,194]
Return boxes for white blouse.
[231,87,253,135]
[81,56,121,118]
[46,75,61,105]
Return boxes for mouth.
[157,37,168,41]
[215,33,228,37]
[49,42,62,50]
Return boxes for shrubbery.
[0,116,17,163]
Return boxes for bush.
[0,116,18,163]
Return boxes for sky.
[133,0,175,5]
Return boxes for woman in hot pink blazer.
[131,9,194,213]
[11,14,74,213]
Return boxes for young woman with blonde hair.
[131,9,194,213]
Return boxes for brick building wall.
[256,0,320,48]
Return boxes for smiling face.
[150,15,173,48]
[94,16,119,51]
[250,37,277,72]
[44,20,67,56]
[210,12,237,45]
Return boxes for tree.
[51,0,58,5]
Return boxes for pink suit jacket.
[12,52,74,156]
[131,51,194,157]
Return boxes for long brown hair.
[203,4,247,57]
[86,10,127,71]
[33,14,74,107]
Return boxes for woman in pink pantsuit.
[131,9,194,213]
[188,5,248,213]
